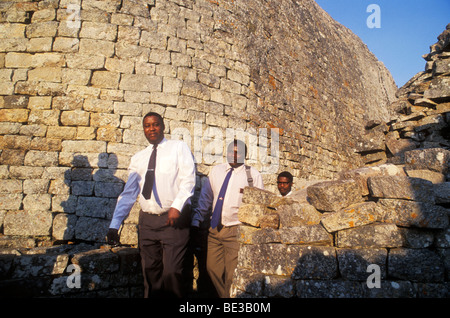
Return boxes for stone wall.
[0,0,442,298]
[0,243,144,297]
[232,147,450,298]
[355,25,450,167]
[231,26,450,298]
[0,0,398,245]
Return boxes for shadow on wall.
[58,153,124,244]
[0,152,148,297]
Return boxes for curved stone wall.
[0,0,397,244]
[0,0,420,298]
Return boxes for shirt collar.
[149,137,167,150]
[226,163,245,172]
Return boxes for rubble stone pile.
[356,24,450,166]
[232,147,450,298]
[0,0,447,298]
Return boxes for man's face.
[143,115,165,145]
[277,176,292,196]
[227,143,245,168]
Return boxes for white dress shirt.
[192,163,264,227]
[109,138,196,230]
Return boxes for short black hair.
[278,171,293,183]
[143,112,165,127]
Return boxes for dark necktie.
[142,144,157,199]
[211,168,233,230]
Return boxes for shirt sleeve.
[252,168,265,190]
[109,158,141,230]
[191,177,213,227]
[170,141,196,213]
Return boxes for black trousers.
[138,208,191,298]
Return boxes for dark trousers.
[138,209,190,298]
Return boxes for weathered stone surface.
[4,210,52,236]
[111,246,141,274]
[278,224,333,245]
[238,226,280,245]
[368,176,435,203]
[338,164,406,196]
[11,253,69,279]
[242,187,277,205]
[337,248,387,281]
[258,213,280,229]
[321,201,378,233]
[277,201,322,227]
[336,223,403,248]
[75,197,116,219]
[434,182,450,204]
[398,228,434,248]
[307,180,363,212]
[291,246,337,280]
[423,77,450,99]
[404,169,446,184]
[363,280,416,298]
[237,204,271,227]
[386,135,417,156]
[52,213,78,241]
[71,248,119,274]
[74,217,110,242]
[119,223,138,245]
[296,280,364,298]
[378,199,449,229]
[404,148,450,173]
[231,268,265,297]
[388,248,445,282]
[263,275,295,298]
[237,243,291,276]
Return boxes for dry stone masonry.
[231,25,450,298]
[232,149,449,297]
[0,0,447,298]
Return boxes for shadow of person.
[58,153,124,245]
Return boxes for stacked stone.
[388,25,450,155]
[0,243,143,297]
[0,0,400,250]
[0,0,257,246]
[232,147,450,298]
[356,24,450,166]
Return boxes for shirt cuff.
[109,219,122,230]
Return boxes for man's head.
[143,112,165,145]
[226,139,247,168]
[277,171,293,196]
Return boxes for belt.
[140,209,168,216]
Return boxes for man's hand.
[106,228,120,245]
[166,207,181,227]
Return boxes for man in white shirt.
[192,140,264,298]
[106,112,196,298]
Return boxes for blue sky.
[314,0,450,87]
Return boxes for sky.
[314,0,450,88]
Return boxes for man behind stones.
[106,112,196,298]
[277,171,294,197]
[192,140,264,297]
